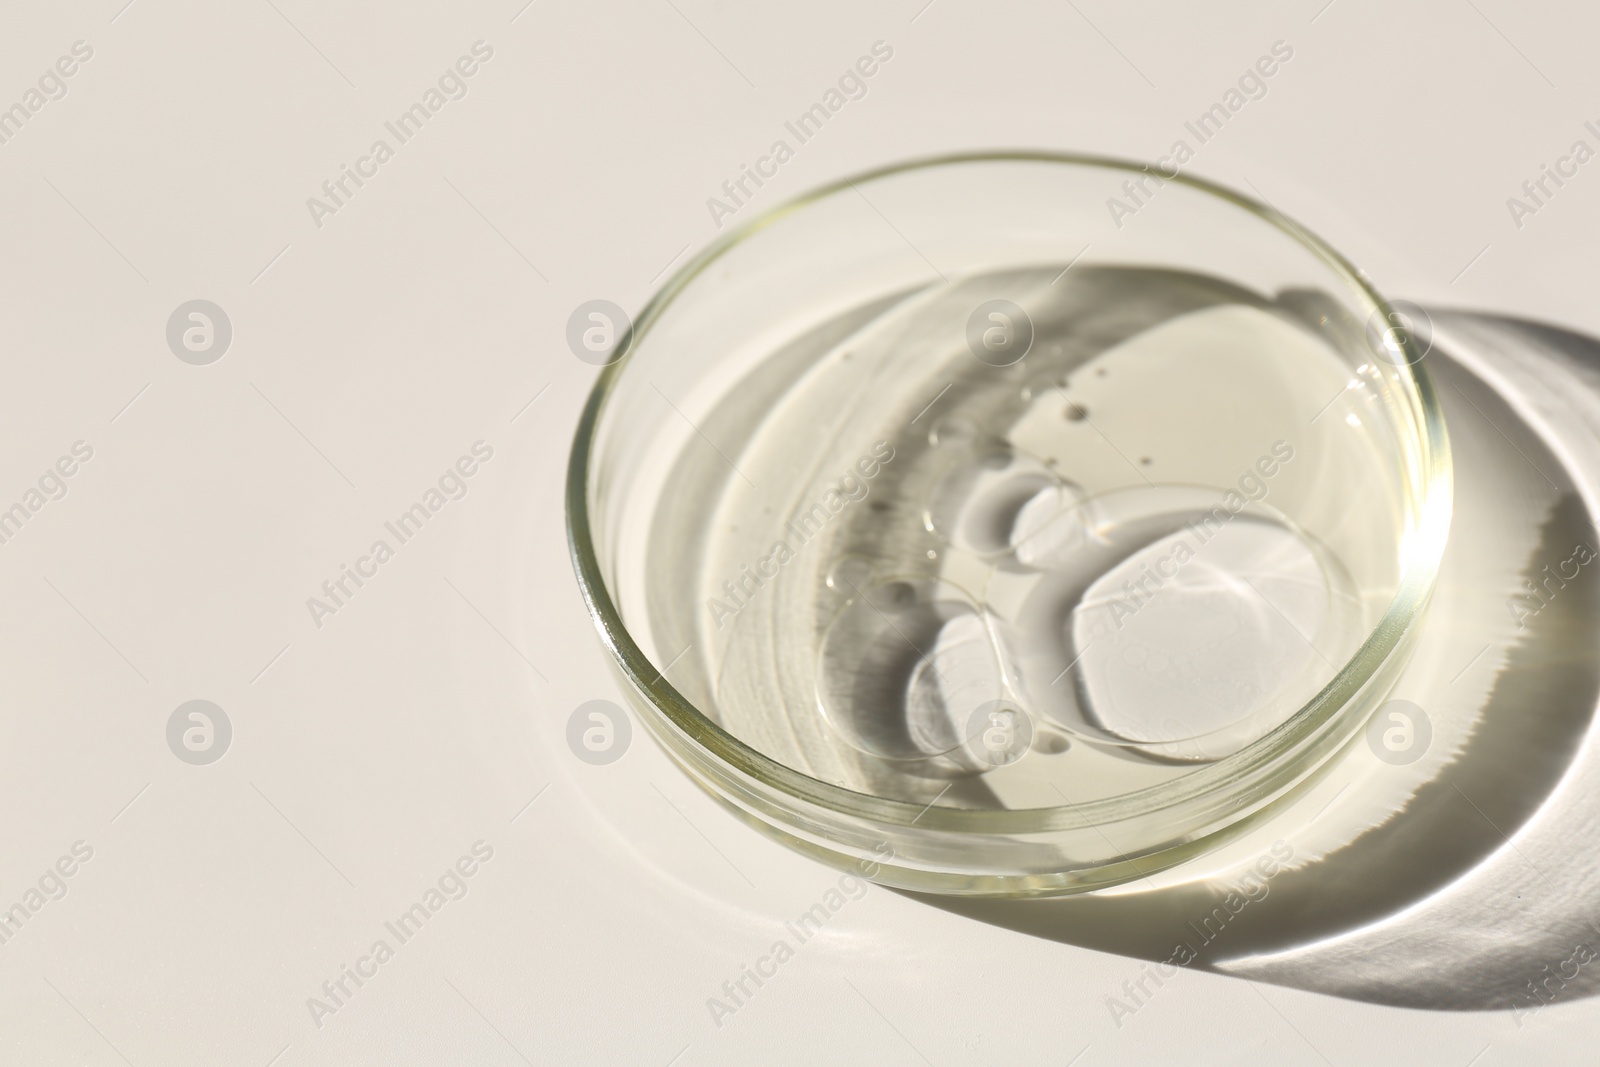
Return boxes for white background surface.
[1,0,1597,1063]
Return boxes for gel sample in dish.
[573,154,1448,894]
[643,266,1397,812]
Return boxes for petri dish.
[567,152,1452,896]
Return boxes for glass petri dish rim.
[566,149,1453,835]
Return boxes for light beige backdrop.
[0,0,1596,1063]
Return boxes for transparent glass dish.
[567,153,1452,897]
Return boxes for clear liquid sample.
[643,266,1402,811]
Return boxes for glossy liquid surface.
[645,267,1398,809]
